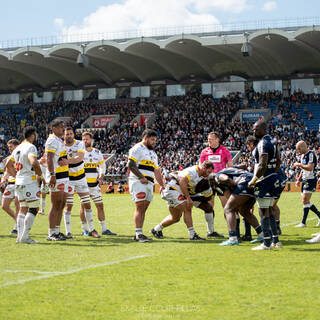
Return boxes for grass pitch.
[0,193,320,320]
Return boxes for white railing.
[1,16,319,50]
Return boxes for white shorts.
[15,183,40,202]
[161,182,186,208]
[129,179,154,202]
[40,183,50,194]
[68,180,90,195]
[48,180,70,193]
[89,185,102,198]
[3,184,16,199]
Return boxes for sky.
[1,0,320,43]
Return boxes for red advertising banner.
[92,116,115,128]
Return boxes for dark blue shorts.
[254,173,278,199]
[274,171,287,199]
[233,173,255,198]
[301,178,317,193]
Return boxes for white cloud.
[56,0,242,38]
[262,1,277,11]
[54,18,64,28]
[193,0,249,14]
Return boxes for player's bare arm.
[128,159,148,184]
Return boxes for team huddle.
[1,119,320,247]
[0,120,115,243]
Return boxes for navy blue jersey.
[215,167,249,195]
[216,167,247,180]
[301,150,317,181]
[252,135,278,177]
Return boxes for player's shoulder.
[130,142,143,152]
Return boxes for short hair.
[246,135,257,145]
[65,126,73,132]
[7,139,19,146]
[201,160,214,170]
[208,131,220,141]
[142,129,157,138]
[51,119,64,127]
[23,126,36,139]
[82,131,93,138]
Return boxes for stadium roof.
[1,24,320,92]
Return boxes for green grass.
[1,193,320,320]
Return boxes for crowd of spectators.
[1,90,320,183]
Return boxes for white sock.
[17,213,25,240]
[154,223,163,232]
[100,220,107,232]
[49,228,56,236]
[188,227,195,238]
[41,198,46,211]
[20,212,36,240]
[135,228,143,237]
[55,225,60,234]
[13,223,17,230]
[205,212,214,233]
[81,222,88,233]
[64,211,72,234]
[84,209,94,232]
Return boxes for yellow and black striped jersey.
[178,165,212,197]
[0,160,4,177]
[65,140,86,182]
[45,134,69,182]
[83,148,104,187]
[128,142,159,184]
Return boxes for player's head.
[64,127,74,144]
[208,132,220,148]
[82,131,93,148]
[142,129,157,150]
[23,126,37,143]
[246,135,257,152]
[199,160,214,177]
[253,120,267,139]
[51,119,65,137]
[296,140,307,154]
[7,139,19,154]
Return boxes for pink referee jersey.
[199,145,232,173]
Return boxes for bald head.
[253,120,267,139]
[296,140,308,154]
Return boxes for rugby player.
[63,127,100,238]
[248,120,282,250]
[151,161,214,240]
[7,126,43,244]
[127,129,165,242]
[80,131,116,236]
[1,139,20,235]
[45,120,70,241]
[293,140,320,228]
[206,167,263,246]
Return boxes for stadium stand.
[1,89,320,182]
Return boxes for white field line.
[0,255,149,288]
[281,217,317,227]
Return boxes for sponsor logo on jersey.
[136,192,146,199]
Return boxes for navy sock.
[229,230,237,238]
[255,225,262,235]
[269,215,279,244]
[261,217,271,247]
[236,218,240,238]
[310,204,320,218]
[243,218,252,237]
[276,220,280,228]
[302,206,310,224]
